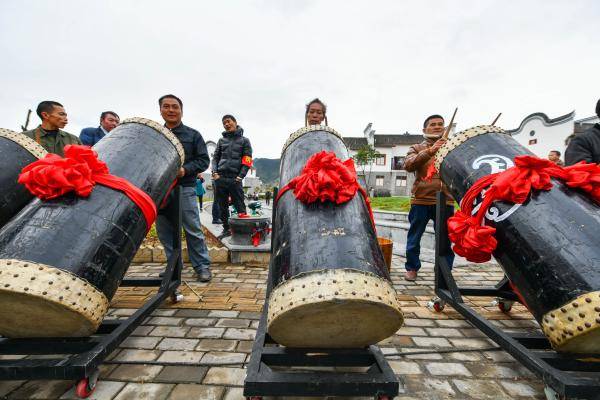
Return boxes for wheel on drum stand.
[170,291,184,303]
[427,297,445,312]
[491,298,514,313]
[75,370,99,399]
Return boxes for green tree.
[353,144,379,194]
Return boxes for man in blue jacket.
[157,94,212,282]
[80,111,120,146]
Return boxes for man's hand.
[212,172,220,180]
[428,138,447,155]
[235,176,242,182]
[177,167,186,178]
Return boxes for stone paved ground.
[0,254,548,400]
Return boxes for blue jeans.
[405,204,454,272]
[157,186,211,272]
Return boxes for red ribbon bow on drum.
[18,145,157,231]
[448,155,600,263]
[276,151,376,228]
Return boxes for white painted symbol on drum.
[471,155,521,222]
[472,154,514,174]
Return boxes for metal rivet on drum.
[572,302,579,308]
[544,318,549,323]
[352,291,356,295]
[23,263,28,267]
[30,277,35,280]
[378,296,382,300]
[561,308,567,313]
[585,322,592,328]
[78,293,81,296]
[72,277,76,281]
[364,280,367,284]
[317,282,321,285]
[579,313,585,318]
[595,307,600,312]
[13,274,18,278]
[290,288,294,292]
[577,326,584,331]
[334,291,339,295]
[71,302,76,305]
[66,286,70,290]
[3,284,9,287]
[23,287,28,291]
[302,298,305,301]
[568,317,573,322]
[59,296,63,300]
[289,302,293,306]
[42,291,47,295]
[56,271,61,275]
[302,284,305,288]
[365,293,369,297]
[39,267,43,270]
[5,261,10,265]
[550,313,555,318]
[586,298,592,303]
[318,294,322,298]
[549,327,554,331]
[349,280,353,284]
[597,318,600,324]
[49,281,53,285]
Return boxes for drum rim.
[0,258,109,336]
[121,117,186,166]
[433,125,506,171]
[281,125,345,155]
[0,128,48,160]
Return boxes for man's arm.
[79,128,92,146]
[403,144,432,172]
[565,135,593,165]
[183,130,210,175]
[237,138,253,179]
[211,139,222,173]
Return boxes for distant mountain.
[254,158,280,185]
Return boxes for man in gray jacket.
[212,114,253,238]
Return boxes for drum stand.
[429,192,600,400]
[244,188,399,400]
[0,187,184,399]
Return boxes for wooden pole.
[491,112,502,126]
[442,107,458,139]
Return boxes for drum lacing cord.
[101,346,503,368]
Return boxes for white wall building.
[506,112,575,159]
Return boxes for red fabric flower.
[447,210,498,263]
[562,162,600,203]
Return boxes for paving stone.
[157,338,200,351]
[449,338,495,349]
[388,360,421,375]
[0,381,24,397]
[435,319,473,328]
[109,364,164,381]
[446,351,482,361]
[120,336,162,349]
[223,387,243,400]
[132,326,154,336]
[111,308,137,317]
[197,339,238,351]
[150,326,191,338]
[404,376,455,397]
[60,380,126,399]
[157,351,205,363]
[114,382,174,400]
[223,328,256,340]
[236,340,254,353]
[425,362,472,377]
[402,318,436,327]
[155,366,208,383]
[452,379,509,399]
[500,381,540,397]
[8,380,72,399]
[152,309,178,316]
[400,348,444,360]
[175,309,211,317]
[215,318,251,328]
[188,327,226,338]
[148,317,184,326]
[201,352,246,365]
[168,384,225,400]
[237,311,261,320]
[425,327,463,337]
[203,367,247,386]
[184,318,217,327]
[411,337,452,348]
[112,349,162,362]
[395,327,427,336]
[208,310,239,318]
[466,363,521,379]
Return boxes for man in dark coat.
[80,111,120,146]
[565,99,600,165]
[156,94,212,282]
[212,114,253,238]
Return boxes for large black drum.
[0,118,184,337]
[267,125,403,348]
[0,128,47,228]
[436,125,600,353]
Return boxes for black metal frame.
[433,191,600,400]
[244,187,400,399]
[0,187,183,386]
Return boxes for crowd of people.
[18,96,600,283]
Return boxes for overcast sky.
[1,1,598,158]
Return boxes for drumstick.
[443,107,458,139]
[491,112,502,126]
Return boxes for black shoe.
[218,229,231,239]
[198,269,212,282]
[212,219,222,224]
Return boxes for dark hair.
[36,101,63,119]
[550,150,561,157]
[305,98,328,126]
[423,114,444,128]
[158,94,183,108]
[596,98,600,118]
[100,111,119,120]
[222,114,237,123]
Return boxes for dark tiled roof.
[507,111,575,135]
[343,137,368,150]
[374,134,422,147]
[574,123,596,134]
[343,134,422,150]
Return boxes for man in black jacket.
[565,99,600,165]
[212,114,252,238]
[157,94,213,282]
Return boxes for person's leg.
[155,213,175,262]
[405,204,430,273]
[217,178,231,231]
[231,179,247,214]
[180,186,211,275]
[430,204,455,269]
[198,195,203,211]
[212,194,221,223]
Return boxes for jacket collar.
[222,126,243,138]
[37,125,67,137]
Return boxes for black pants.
[215,177,246,229]
[197,195,203,210]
